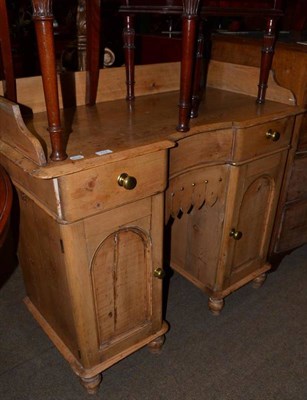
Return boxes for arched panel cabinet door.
[91,227,154,348]
[221,150,288,288]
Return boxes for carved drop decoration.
[166,166,227,220]
[182,0,201,17]
[77,0,87,70]
[32,0,53,18]
[77,0,87,37]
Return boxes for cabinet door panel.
[232,176,272,270]
[91,228,152,348]
[168,165,229,290]
[227,151,288,285]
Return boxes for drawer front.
[169,129,232,177]
[233,116,294,163]
[58,150,168,221]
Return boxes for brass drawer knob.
[266,129,280,142]
[153,267,165,279]
[229,228,243,240]
[117,173,137,190]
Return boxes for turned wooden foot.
[79,374,102,395]
[147,335,165,354]
[252,272,267,289]
[208,297,224,316]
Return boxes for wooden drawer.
[232,116,294,163]
[169,129,232,177]
[57,150,168,222]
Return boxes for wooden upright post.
[123,15,136,101]
[257,16,278,104]
[32,0,67,161]
[0,0,17,103]
[177,0,201,132]
[85,0,101,106]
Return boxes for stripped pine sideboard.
[0,60,305,393]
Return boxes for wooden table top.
[26,87,299,176]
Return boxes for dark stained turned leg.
[147,335,165,354]
[190,20,204,119]
[177,0,201,132]
[79,374,102,395]
[77,0,87,71]
[123,15,135,101]
[85,0,101,106]
[31,0,67,161]
[0,0,17,102]
[257,17,278,104]
[208,297,224,316]
[252,272,267,289]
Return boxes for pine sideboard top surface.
[0,62,303,179]
[18,88,301,177]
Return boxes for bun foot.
[252,272,267,289]
[79,374,102,395]
[147,335,165,354]
[208,297,224,316]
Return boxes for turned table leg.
[79,374,102,395]
[208,297,225,316]
[177,0,201,132]
[252,272,267,289]
[190,20,204,119]
[147,335,166,354]
[31,0,67,161]
[0,0,17,102]
[85,0,101,106]
[257,16,278,104]
[123,15,135,101]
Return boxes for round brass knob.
[266,129,280,142]
[117,173,137,190]
[229,228,243,240]
[153,267,165,279]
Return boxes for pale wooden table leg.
[147,335,166,354]
[252,272,267,289]
[79,374,102,395]
[208,297,225,316]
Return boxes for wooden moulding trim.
[0,98,46,166]
[24,296,168,379]
[0,136,175,180]
[119,6,283,17]
[206,263,272,299]
[229,146,290,166]
[207,60,296,106]
[232,111,305,129]
[30,142,175,180]
[0,63,181,114]
[171,261,271,299]
[0,142,44,177]
[11,180,65,223]
[0,62,296,115]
